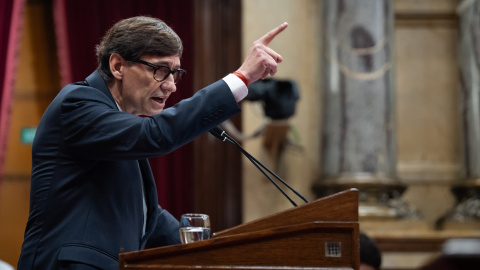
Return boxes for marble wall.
[242,0,463,224]
[241,0,472,269]
[241,0,322,221]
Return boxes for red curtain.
[53,0,195,218]
[0,0,26,187]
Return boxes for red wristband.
[233,71,249,86]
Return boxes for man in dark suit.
[18,16,287,270]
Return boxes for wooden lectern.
[119,189,360,270]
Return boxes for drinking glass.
[179,213,211,244]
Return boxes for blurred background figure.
[0,260,14,270]
[420,238,480,270]
[360,232,382,270]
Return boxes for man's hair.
[96,16,183,82]
[360,232,382,270]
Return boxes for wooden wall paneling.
[0,0,59,266]
[192,0,243,233]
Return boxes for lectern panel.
[119,189,360,270]
[120,222,358,269]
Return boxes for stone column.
[442,0,480,229]
[314,0,419,220]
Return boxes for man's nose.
[161,79,176,92]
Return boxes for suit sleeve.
[144,206,181,248]
[60,79,240,160]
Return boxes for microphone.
[209,126,228,142]
[209,126,308,207]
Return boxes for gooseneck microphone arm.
[209,126,309,207]
[222,130,309,204]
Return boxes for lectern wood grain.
[119,189,360,270]
[214,189,359,237]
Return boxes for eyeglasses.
[129,59,186,84]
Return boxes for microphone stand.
[210,127,308,207]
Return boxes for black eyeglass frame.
[129,58,186,84]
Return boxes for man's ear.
[109,53,125,80]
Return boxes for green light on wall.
[20,127,37,144]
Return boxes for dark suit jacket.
[18,71,240,269]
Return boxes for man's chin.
[150,109,164,116]
[136,110,162,117]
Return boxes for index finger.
[258,22,288,46]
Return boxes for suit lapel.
[137,159,158,216]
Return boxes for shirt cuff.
[223,73,248,102]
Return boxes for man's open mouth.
[152,97,165,103]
